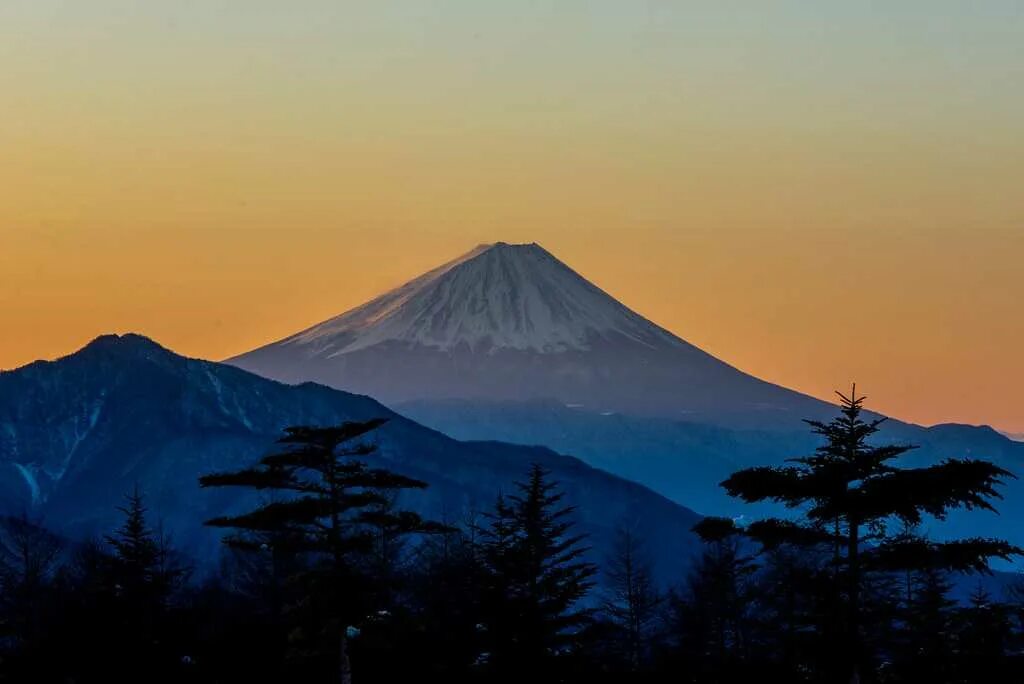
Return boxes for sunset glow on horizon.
[2,2,1022,432]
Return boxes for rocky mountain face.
[0,334,704,580]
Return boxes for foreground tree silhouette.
[702,387,1019,683]
[602,526,662,670]
[199,419,443,684]
[104,487,190,679]
[678,517,759,678]
[477,464,597,679]
[0,514,62,651]
[106,487,187,607]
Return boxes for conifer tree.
[955,584,1014,682]
[106,487,159,594]
[704,387,1020,683]
[602,526,661,670]
[891,562,956,681]
[199,419,441,684]
[107,488,189,605]
[409,521,488,677]
[476,464,597,677]
[753,544,827,678]
[683,517,759,677]
[105,487,189,678]
[0,514,62,649]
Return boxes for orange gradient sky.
[1,2,1022,432]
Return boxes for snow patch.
[13,463,40,505]
[44,400,104,483]
[205,367,253,430]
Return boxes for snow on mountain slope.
[228,241,832,426]
[277,242,682,355]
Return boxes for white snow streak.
[48,401,103,483]
[13,463,40,505]
[205,367,253,429]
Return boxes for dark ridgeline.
[0,333,703,585]
[1,390,1023,683]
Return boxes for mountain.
[397,398,801,515]
[397,399,1024,549]
[0,334,704,581]
[227,242,1024,559]
[229,242,832,428]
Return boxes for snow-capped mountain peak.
[229,240,819,421]
[278,241,681,356]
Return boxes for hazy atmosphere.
[4,5,1024,684]
[3,1,1021,431]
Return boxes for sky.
[1,1,1022,432]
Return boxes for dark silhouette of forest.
[1,390,1022,683]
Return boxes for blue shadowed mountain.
[0,333,704,580]
[227,242,1024,553]
[396,398,1024,551]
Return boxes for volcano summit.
[229,242,828,426]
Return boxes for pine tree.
[682,517,759,678]
[108,488,189,605]
[106,486,160,595]
[360,488,448,607]
[476,464,597,678]
[955,584,1014,682]
[706,386,1020,683]
[104,487,189,679]
[199,419,441,684]
[890,563,956,682]
[409,520,488,677]
[753,544,828,678]
[0,514,62,649]
[601,525,661,671]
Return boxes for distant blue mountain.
[225,240,1024,565]
[0,334,704,581]
[398,398,1024,563]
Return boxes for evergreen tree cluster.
[1,399,1022,683]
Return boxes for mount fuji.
[229,241,830,427]
[229,242,1024,536]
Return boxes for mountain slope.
[226,241,1023,560]
[278,242,683,355]
[229,242,832,427]
[0,334,703,580]
[398,397,1024,556]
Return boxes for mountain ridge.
[0,333,705,580]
